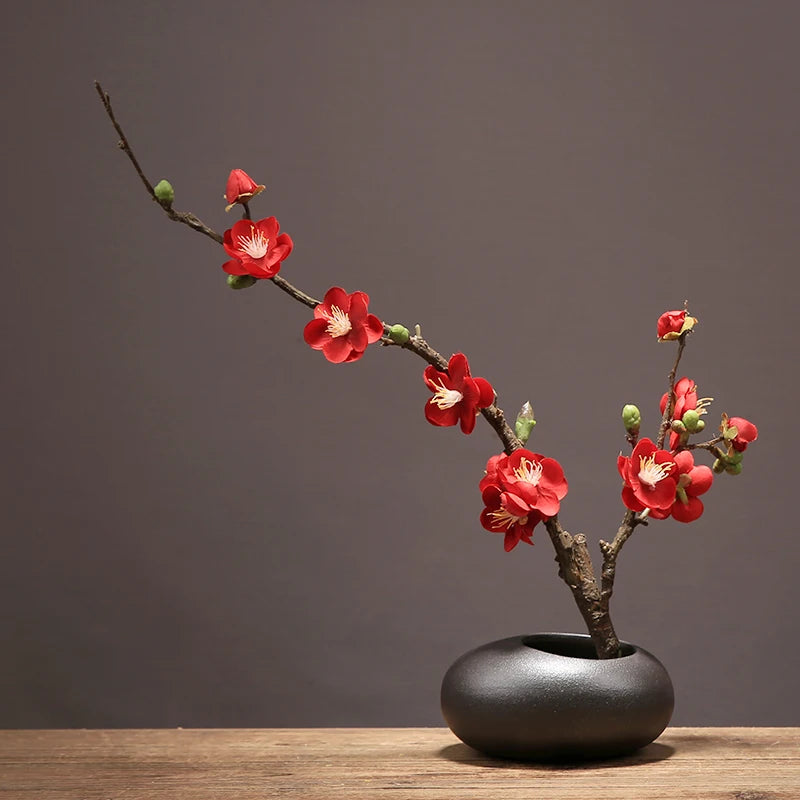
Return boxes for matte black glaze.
[440,633,674,761]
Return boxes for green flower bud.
[713,459,725,473]
[726,450,744,465]
[153,179,175,206]
[682,409,702,432]
[227,274,257,290]
[388,324,410,344]
[515,401,536,445]
[670,420,687,434]
[621,404,641,435]
[725,462,743,476]
[694,419,705,433]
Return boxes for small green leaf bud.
[515,401,536,445]
[153,179,175,206]
[227,274,257,290]
[388,324,410,344]
[621,404,641,435]
[725,462,743,476]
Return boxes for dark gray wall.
[1,0,798,727]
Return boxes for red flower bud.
[725,415,758,452]
[657,309,697,341]
[224,169,265,211]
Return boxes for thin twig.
[656,334,688,449]
[94,82,224,245]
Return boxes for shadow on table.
[438,741,675,770]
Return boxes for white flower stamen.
[430,379,463,409]
[695,396,714,415]
[237,225,269,259]
[489,508,528,530]
[637,454,673,489]
[325,305,352,338]
[513,457,543,486]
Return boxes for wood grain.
[0,728,797,799]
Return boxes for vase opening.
[522,633,635,660]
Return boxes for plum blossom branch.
[98,84,755,662]
[95,81,522,456]
[93,80,620,659]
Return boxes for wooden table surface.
[0,727,798,799]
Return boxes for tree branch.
[545,517,621,659]
[95,81,522,456]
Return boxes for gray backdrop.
[2,0,798,727]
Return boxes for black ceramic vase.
[440,632,674,761]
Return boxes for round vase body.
[441,633,674,761]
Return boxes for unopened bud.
[153,179,175,206]
[515,401,536,445]
[682,409,702,433]
[671,420,687,434]
[227,274,257,290]
[622,404,641,435]
[713,459,725,473]
[725,462,743,476]
[388,324,410,344]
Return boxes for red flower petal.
[365,314,384,344]
[657,310,685,339]
[472,377,495,409]
[622,485,646,512]
[303,318,331,348]
[672,495,704,523]
[635,477,677,511]
[348,323,369,353]
[448,353,470,386]
[425,400,460,428]
[501,491,529,518]
[321,336,353,363]
[270,233,293,262]
[504,528,524,551]
[531,486,561,518]
[540,458,568,499]
[222,258,248,276]
[673,450,695,474]
[687,465,713,496]
[458,404,479,434]
[347,291,370,325]
[322,286,351,312]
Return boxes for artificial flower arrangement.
[95,83,757,666]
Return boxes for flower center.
[488,508,528,530]
[325,305,352,338]
[513,457,543,486]
[237,226,269,259]
[430,380,463,409]
[637,455,673,489]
